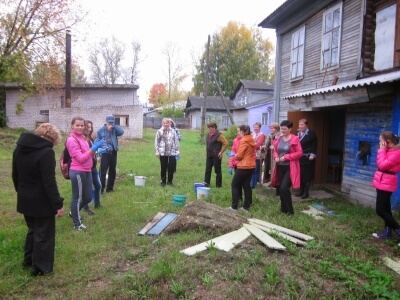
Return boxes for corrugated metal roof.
[282,71,400,99]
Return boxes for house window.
[374,4,395,71]
[290,26,305,79]
[321,3,342,69]
[114,115,129,127]
[206,114,212,123]
[262,113,268,126]
[221,116,230,127]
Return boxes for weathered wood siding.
[342,99,393,207]
[279,0,364,100]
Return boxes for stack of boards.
[180,218,314,256]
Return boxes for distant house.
[143,100,187,118]
[4,83,143,139]
[185,96,234,130]
[230,80,274,134]
[259,0,400,208]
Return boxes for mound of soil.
[164,200,247,234]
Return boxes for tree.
[148,83,167,108]
[122,40,141,84]
[0,0,85,126]
[193,21,275,97]
[163,42,188,102]
[88,36,125,84]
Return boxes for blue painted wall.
[391,97,400,210]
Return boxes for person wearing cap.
[96,115,124,193]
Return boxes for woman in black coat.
[295,119,318,199]
[12,123,64,276]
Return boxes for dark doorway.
[288,109,346,185]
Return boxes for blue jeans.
[251,159,261,188]
[92,167,102,207]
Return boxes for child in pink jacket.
[371,131,400,246]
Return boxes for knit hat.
[106,115,115,124]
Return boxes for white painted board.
[214,227,251,252]
[249,222,307,246]
[248,218,314,241]
[243,224,286,251]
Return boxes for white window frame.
[114,115,129,127]
[321,2,342,70]
[221,115,230,127]
[290,26,305,80]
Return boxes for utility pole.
[200,35,210,141]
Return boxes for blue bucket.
[194,183,205,194]
[172,195,186,206]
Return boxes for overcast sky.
[73,0,286,103]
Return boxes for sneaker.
[203,182,209,187]
[167,182,173,186]
[160,182,166,187]
[372,227,392,239]
[94,204,102,209]
[75,224,87,231]
[106,189,115,193]
[86,209,95,216]
[68,212,72,218]
[226,207,237,211]
[239,207,249,213]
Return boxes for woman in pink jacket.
[271,120,302,215]
[371,131,400,245]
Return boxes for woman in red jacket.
[228,125,256,212]
[372,131,400,245]
[271,120,302,215]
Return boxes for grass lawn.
[1,127,400,299]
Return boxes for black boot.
[295,185,303,197]
[275,186,280,196]
[300,183,310,199]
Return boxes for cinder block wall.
[5,86,143,139]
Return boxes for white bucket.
[134,176,147,187]
[197,187,210,200]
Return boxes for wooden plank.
[248,218,314,241]
[243,224,286,251]
[138,212,166,235]
[146,213,178,235]
[249,222,307,246]
[214,227,251,252]
[383,257,400,275]
[180,230,243,256]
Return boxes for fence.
[143,117,191,129]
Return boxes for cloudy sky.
[73,0,286,103]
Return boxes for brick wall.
[5,85,143,139]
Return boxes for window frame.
[320,2,343,70]
[290,25,306,80]
[114,115,129,127]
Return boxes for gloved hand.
[229,168,233,175]
[176,155,180,160]
[226,151,236,157]
[97,147,109,155]
[91,140,104,152]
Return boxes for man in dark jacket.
[204,122,229,188]
[295,119,318,199]
[12,123,64,276]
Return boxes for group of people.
[12,115,123,276]
[11,115,400,277]
[221,119,317,215]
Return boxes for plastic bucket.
[172,195,186,206]
[193,182,205,194]
[134,176,147,187]
[197,187,210,200]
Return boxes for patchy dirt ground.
[163,200,247,234]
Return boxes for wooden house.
[185,96,234,130]
[259,0,400,208]
[230,80,275,134]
